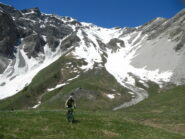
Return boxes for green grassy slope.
[121,85,185,135]
[0,77,185,138]
[39,67,131,110]
[0,110,184,139]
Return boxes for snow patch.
[139,80,149,88]
[81,22,123,44]
[22,10,35,15]
[47,83,67,92]
[47,75,80,92]
[105,34,173,88]
[107,94,115,99]
[67,75,80,82]
[128,91,134,95]
[32,101,41,109]
[72,30,102,71]
[40,24,45,28]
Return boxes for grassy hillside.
[0,110,184,139]
[121,85,185,135]
[39,67,131,110]
[0,85,185,138]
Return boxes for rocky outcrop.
[0,10,18,58]
[0,7,19,73]
[0,3,22,18]
[0,56,9,73]
[175,34,185,51]
[60,33,81,51]
[23,34,46,58]
[107,38,125,52]
[39,24,72,38]
[138,17,167,37]
[63,88,98,101]
[21,7,41,18]
[47,36,60,51]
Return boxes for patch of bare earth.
[102,130,120,138]
[141,120,185,136]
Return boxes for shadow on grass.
[66,119,80,124]
[73,119,80,124]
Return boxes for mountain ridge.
[0,2,185,110]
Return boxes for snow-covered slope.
[0,37,71,99]
[0,3,185,109]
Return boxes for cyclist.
[65,94,76,123]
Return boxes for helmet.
[69,95,73,99]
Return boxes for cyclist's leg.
[71,108,74,123]
[66,108,70,122]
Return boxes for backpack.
[67,98,74,108]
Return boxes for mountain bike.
[66,107,75,123]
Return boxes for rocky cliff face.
[0,3,185,109]
[130,9,185,85]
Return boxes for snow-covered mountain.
[0,3,185,110]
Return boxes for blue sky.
[1,0,184,28]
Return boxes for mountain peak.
[21,7,41,16]
[169,8,185,24]
[175,8,185,16]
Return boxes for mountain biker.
[65,94,76,123]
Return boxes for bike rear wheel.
[66,108,74,123]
